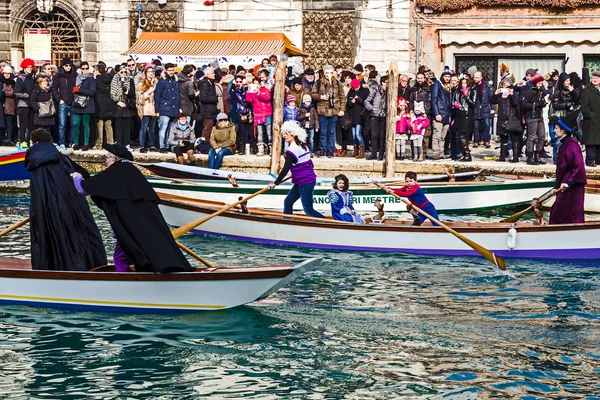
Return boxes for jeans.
[283,182,325,218]
[3,115,15,142]
[548,122,558,164]
[140,116,157,148]
[318,115,337,153]
[304,128,315,152]
[472,118,490,143]
[72,113,91,145]
[158,115,174,149]
[352,124,364,145]
[57,103,72,145]
[207,147,232,169]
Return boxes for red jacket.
[246,86,272,118]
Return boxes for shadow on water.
[2,192,600,398]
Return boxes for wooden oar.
[375,182,507,271]
[0,217,30,238]
[171,177,291,239]
[501,189,558,223]
[176,241,216,268]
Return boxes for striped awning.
[124,32,306,65]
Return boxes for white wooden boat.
[158,193,600,261]
[0,258,320,312]
[544,180,600,213]
[150,177,556,213]
[139,162,482,183]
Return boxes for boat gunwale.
[159,194,600,234]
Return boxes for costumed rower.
[25,128,107,271]
[385,171,440,226]
[268,121,325,218]
[549,111,587,224]
[328,174,365,223]
[70,143,193,273]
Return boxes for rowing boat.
[0,150,28,181]
[150,177,556,213]
[139,161,482,183]
[0,258,320,312]
[158,193,600,261]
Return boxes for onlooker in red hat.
[15,58,36,148]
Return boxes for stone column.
[82,0,100,63]
[0,0,11,61]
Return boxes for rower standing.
[386,171,440,226]
[268,121,325,218]
[549,112,587,224]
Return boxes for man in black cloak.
[70,143,193,273]
[25,128,107,271]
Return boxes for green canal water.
[1,192,600,399]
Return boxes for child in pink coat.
[396,98,411,160]
[410,101,430,162]
[245,71,273,156]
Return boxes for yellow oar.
[171,177,291,239]
[501,189,558,223]
[0,217,30,239]
[375,182,507,271]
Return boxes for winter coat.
[30,87,56,126]
[138,78,158,116]
[411,115,430,136]
[286,86,311,107]
[154,76,181,117]
[283,105,299,123]
[473,81,493,120]
[229,86,249,124]
[297,104,319,130]
[72,74,96,114]
[491,91,519,136]
[431,80,452,124]
[110,75,136,119]
[451,87,477,134]
[1,74,16,115]
[95,73,116,120]
[347,86,369,125]
[198,78,219,119]
[522,87,546,120]
[246,86,273,118]
[310,77,346,117]
[51,67,77,105]
[302,77,316,92]
[581,84,600,146]
[409,82,431,115]
[551,86,579,112]
[364,80,387,119]
[168,122,196,149]
[177,73,196,117]
[210,122,237,154]
[15,71,35,108]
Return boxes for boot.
[412,145,417,161]
[355,146,361,158]
[367,150,378,160]
[264,144,271,156]
[526,152,536,165]
[245,144,250,156]
[498,143,508,162]
[416,147,424,162]
[257,143,264,156]
[458,135,471,162]
[534,152,546,165]
[509,151,519,163]
[459,151,472,162]
[358,145,366,159]
[339,149,348,157]
[377,152,384,161]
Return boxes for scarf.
[176,122,189,131]
[76,72,93,87]
[110,74,129,103]
[234,87,249,114]
[461,87,469,96]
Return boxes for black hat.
[354,64,364,72]
[593,71,600,78]
[103,143,134,161]
[440,66,452,77]
[558,72,569,86]
[62,57,73,67]
[292,76,302,86]
[236,65,245,73]
[304,68,315,75]
[556,111,579,134]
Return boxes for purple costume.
[549,136,587,224]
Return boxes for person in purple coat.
[549,111,587,224]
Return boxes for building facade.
[1,0,411,73]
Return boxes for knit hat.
[286,94,296,104]
[194,69,204,80]
[501,77,513,86]
[467,65,477,76]
[530,74,544,85]
[236,65,245,74]
[525,68,536,76]
[592,71,600,78]
[556,111,579,134]
[20,58,35,69]
[216,112,229,121]
[292,77,302,86]
[354,64,364,72]
[397,98,408,107]
[351,78,360,89]
[281,120,307,143]
[2,65,12,74]
[61,57,73,67]
[302,94,312,103]
[558,72,569,86]
[440,66,452,78]
[304,68,315,75]
[414,101,425,114]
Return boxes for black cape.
[81,161,193,273]
[25,142,107,271]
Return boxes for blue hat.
[556,111,578,134]
[304,68,315,75]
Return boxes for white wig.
[281,121,307,143]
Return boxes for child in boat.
[328,174,365,224]
[396,98,411,160]
[385,171,439,226]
